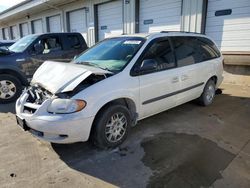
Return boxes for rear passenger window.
[68,35,81,49]
[144,39,176,71]
[35,36,62,54]
[172,37,201,67]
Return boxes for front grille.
[22,85,53,114]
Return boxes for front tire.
[92,104,132,149]
[0,74,22,104]
[198,79,216,106]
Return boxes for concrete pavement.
[0,83,249,188]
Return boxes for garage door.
[20,23,29,37]
[48,15,61,32]
[10,25,18,40]
[32,19,43,34]
[139,0,182,33]
[68,9,87,40]
[3,28,9,40]
[97,0,123,41]
[205,0,250,51]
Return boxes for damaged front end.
[20,85,53,114]
[56,73,108,99]
[22,73,108,114]
[22,74,110,114]
[20,61,111,115]
[15,60,115,144]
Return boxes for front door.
[28,35,63,76]
[138,38,180,118]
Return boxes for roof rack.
[160,31,201,34]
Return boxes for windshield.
[9,35,38,53]
[74,37,145,72]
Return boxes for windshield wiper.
[77,61,113,72]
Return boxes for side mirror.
[34,43,44,54]
[140,59,157,74]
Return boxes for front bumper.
[16,91,94,144]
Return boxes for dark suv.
[0,32,87,103]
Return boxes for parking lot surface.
[0,83,250,188]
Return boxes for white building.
[0,0,249,66]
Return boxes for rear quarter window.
[197,37,221,61]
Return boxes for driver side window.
[144,39,176,71]
[34,36,62,54]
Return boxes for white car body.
[16,32,223,144]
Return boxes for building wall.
[0,0,249,57]
[0,0,203,45]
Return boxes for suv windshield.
[9,35,38,53]
[74,37,145,72]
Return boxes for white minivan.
[16,32,223,148]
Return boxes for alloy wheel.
[0,80,17,99]
[105,112,128,143]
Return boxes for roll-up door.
[20,23,29,37]
[68,9,87,40]
[10,25,18,39]
[3,28,10,40]
[97,0,123,41]
[139,0,182,33]
[32,19,43,34]
[48,15,62,32]
[205,0,250,51]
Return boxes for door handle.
[172,76,179,83]
[181,75,189,81]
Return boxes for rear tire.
[198,79,216,106]
[92,104,132,149]
[0,74,22,104]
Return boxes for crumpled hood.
[31,61,111,94]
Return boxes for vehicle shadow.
[51,92,250,187]
[0,102,15,113]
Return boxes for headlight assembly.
[47,99,86,114]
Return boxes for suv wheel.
[0,74,22,103]
[198,79,216,106]
[92,104,131,149]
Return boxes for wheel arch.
[210,75,218,85]
[0,69,28,86]
[89,97,138,139]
